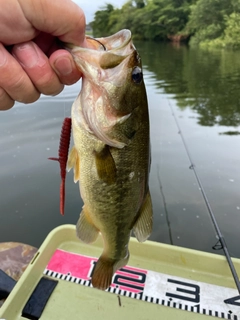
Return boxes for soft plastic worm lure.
[49,117,72,215]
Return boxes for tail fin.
[91,257,114,290]
[91,253,129,290]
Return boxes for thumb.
[18,0,86,46]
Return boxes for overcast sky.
[72,0,127,23]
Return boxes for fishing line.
[168,99,240,294]
[63,86,66,118]
[157,165,173,245]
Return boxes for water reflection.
[137,42,240,127]
[138,42,240,258]
[219,131,240,136]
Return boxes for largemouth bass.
[67,29,153,290]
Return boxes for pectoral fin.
[67,146,80,183]
[94,145,117,184]
[76,207,99,243]
[133,191,153,242]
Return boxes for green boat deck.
[0,224,239,319]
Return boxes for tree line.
[91,0,240,49]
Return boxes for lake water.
[0,42,240,259]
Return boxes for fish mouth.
[66,29,132,57]
[65,29,134,77]
[86,29,132,52]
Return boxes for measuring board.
[44,249,240,319]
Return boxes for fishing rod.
[157,167,173,245]
[168,100,240,294]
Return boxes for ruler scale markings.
[44,250,239,319]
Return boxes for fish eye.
[132,66,143,84]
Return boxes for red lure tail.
[49,117,72,215]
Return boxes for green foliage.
[139,0,167,41]
[91,0,240,49]
[222,13,240,48]
[91,4,115,37]
[92,0,194,41]
[188,0,230,31]
[188,0,240,47]
[134,0,146,9]
[189,24,223,46]
[111,1,138,33]
[190,12,240,49]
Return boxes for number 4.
[224,295,240,306]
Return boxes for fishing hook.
[86,36,107,51]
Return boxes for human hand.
[0,0,86,110]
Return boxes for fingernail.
[54,57,73,76]
[13,42,43,68]
[0,45,7,67]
